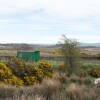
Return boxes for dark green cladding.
[17,51,40,61]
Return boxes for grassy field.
[0,45,100,100]
[82,59,100,65]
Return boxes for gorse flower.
[0,62,23,86]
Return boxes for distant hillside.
[54,42,100,48]
[80,43,100,47]
[0,43,100,48]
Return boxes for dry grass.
[0,75,99,100]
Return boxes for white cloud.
[0,19,19,23]
[0,0,100,20]
[37,0,100,20]
[66,23,94,31]
[0,0,40,14]
[27,24,50,30]
[65,34,100,43]
[0,32,100,44]
[0,33,60,44]
[0,0,100,43]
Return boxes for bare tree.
[60,34,81,77]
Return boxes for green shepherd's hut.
[17,51,40,61]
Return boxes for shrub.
[82,77,92,86]
[0,63,23,86]
[79,68,88,77]
[58,64,65,74]
[6,59,54,85]
[60,35,81,77]
[33,67,44,82]
[89,66,100,77]
[4,75,23,86]
[38,60,54,79]
[24,76,37,86]
[6,58,26,79]
[0,63,13,79]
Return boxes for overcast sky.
[0,0,100,44]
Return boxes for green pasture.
[45,59,100,66]
[82,59,100,65]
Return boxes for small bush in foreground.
[89,66,100,77]
[0,63,23,86]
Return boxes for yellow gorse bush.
[0,63,13,79]
[4,75,23,86]
[0,63,23,86]
[89,66,100,77]
[35,68,44,79]
[0,59,54,86]
[38,60,54,79]
[38,60,52,68]
[24,76,37,85]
